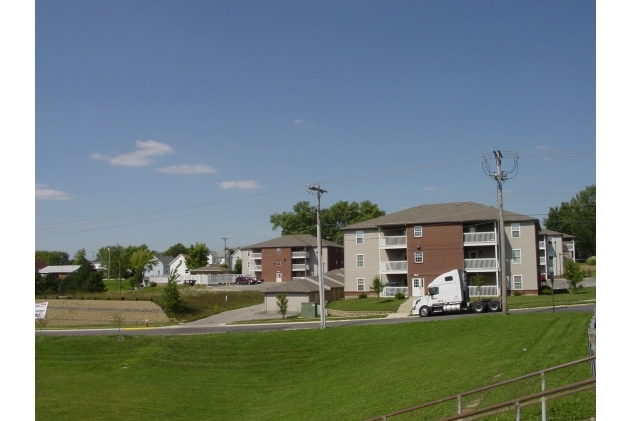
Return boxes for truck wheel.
[472,301,486,313]
[419,306,431,317]
[488,301,501,312]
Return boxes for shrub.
[540,286,553,295]
[395,292,406,300]
[149,281,158,288]
[513,291,523,297]
[358,293,367,299]
[585,256,596,266]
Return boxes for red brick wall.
[407,223,464,293]
[261,247,292,282]
[327,246,344,270]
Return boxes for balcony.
[251,265,262,271]
[292,251,310,259]
[379,236,407,249]
[292,264,310,271]
[380,260,408,274]
[540,257,546,265]
[468,286,499,297]
[249,253,262,260]
[463,232,496,246]
[539,241,545,250]
[464,258,497,271]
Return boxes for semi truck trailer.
[410,269,502,317]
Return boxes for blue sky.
[33,0,596,257]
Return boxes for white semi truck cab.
[410,269,501,317]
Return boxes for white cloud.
[219,180,263,189]
[36,184,71,200]
[91,140,174,166]
[157,164,217,174]
[294,119,304,125]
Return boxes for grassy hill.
[36,311,595,420]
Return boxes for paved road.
[37,304,595,337]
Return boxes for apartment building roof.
[343,202,538,230]
[245,234,341,249]
[539,228,575,239]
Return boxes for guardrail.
[364,356,595,421]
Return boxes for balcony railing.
[249,253,262,259]
[380,260,408,273]
[540,257,546,265]
[464,258,497,270]
[468,286,499,297]
[379,236,407,248]
[292,264,310,271]
[383,287,408,297]
[463,232,496,245]
[539,241,545,250]
[251,265,262,271]
[292,251,310,259]
[563,243,574,251]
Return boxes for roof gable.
[245,234,341,249]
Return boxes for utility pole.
[308,183,327,329]
[222,237,228,268]
[119,260,121,294]
[492,151,508,315]
[108,247,111,281]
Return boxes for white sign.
[35,302,49,319]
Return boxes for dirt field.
[35,299,170,327]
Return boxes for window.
[275,260,281,266]
[511,223,520,238]
[512,249,521,264]
[356,231,364,244]
[445,276,453,282]
[413,278,424,289]
[414,251,423,263]
[356,254,364,268]
[548,251,554,261]
[357,278,365,291]
[513,275,523,290]
[276,248,281,254]
[414,226,423,237]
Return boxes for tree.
[270,200,386,245]
[161,267,182,315]
[276,293,288,318]
[370,275,385,302]
[563,260,584,294]
[544,185,596,260]
[232,258,242,274]
[129,249,157,288]
[270,201,317,237]
[61,259,106,293]
[163,243,189,258]
[73,248,88,265]
[35,250,70,266]
[185,242,210,269]
[472,273,486,301]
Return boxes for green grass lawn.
[36,312,595,421]
[327,296,406,312]
[508,287,595,309]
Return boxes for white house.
[168,254,190,279]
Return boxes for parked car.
[235,276,252,285]
[250,277,264,284]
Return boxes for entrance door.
[276,272,282,282]
[412,278,424,296]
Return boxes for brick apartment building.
[243,234,344,282]
[342,202,542,297]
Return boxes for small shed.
[262,268,345,313]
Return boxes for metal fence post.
[458,395,462,415]
[541,372,547,421]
